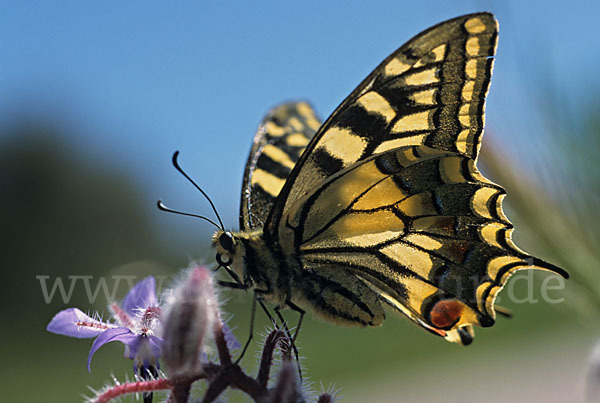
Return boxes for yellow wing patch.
[392,111,433,133]
[319,127,368,166]
[250,169,286,197]
[356,92,396,123]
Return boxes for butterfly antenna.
[171,150,225,230]
[157,200,222,230]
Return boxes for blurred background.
[1,1,599,402]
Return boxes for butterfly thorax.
[212,229,294,306]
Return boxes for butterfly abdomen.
[292,264,386,327]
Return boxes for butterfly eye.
[219,232,234,252]
[216,253,232,267]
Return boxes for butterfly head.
[213,230,237,264]
[212,229,247,277]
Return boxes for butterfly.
[211,12,568,345]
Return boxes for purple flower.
[47,276,163,372]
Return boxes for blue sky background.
[1,0,598,252]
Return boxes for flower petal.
[47,308,113,338]
[121,276,158,315]
[125,335,163,361]
[87,327,137,372]
[147,335,163,358]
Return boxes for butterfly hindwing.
[282,146,567,341]
[266,13,498,235]
[240,101,321,231]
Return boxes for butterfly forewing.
[240,101,321,231]
[266,13,498,236]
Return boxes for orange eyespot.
[429,299,463,329]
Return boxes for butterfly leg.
[273,302,305,380]
[232,290,279,365]
[217,280,247,289]
[214,264,243,284]
[217,273,299,369]
[216,270,257,364]
[286,300,305,345]
[256,296,277,325]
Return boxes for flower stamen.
[110,303,134,329]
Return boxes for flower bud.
[162,266,217,375]
[317,394,335,403]
[269,361,300,403]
